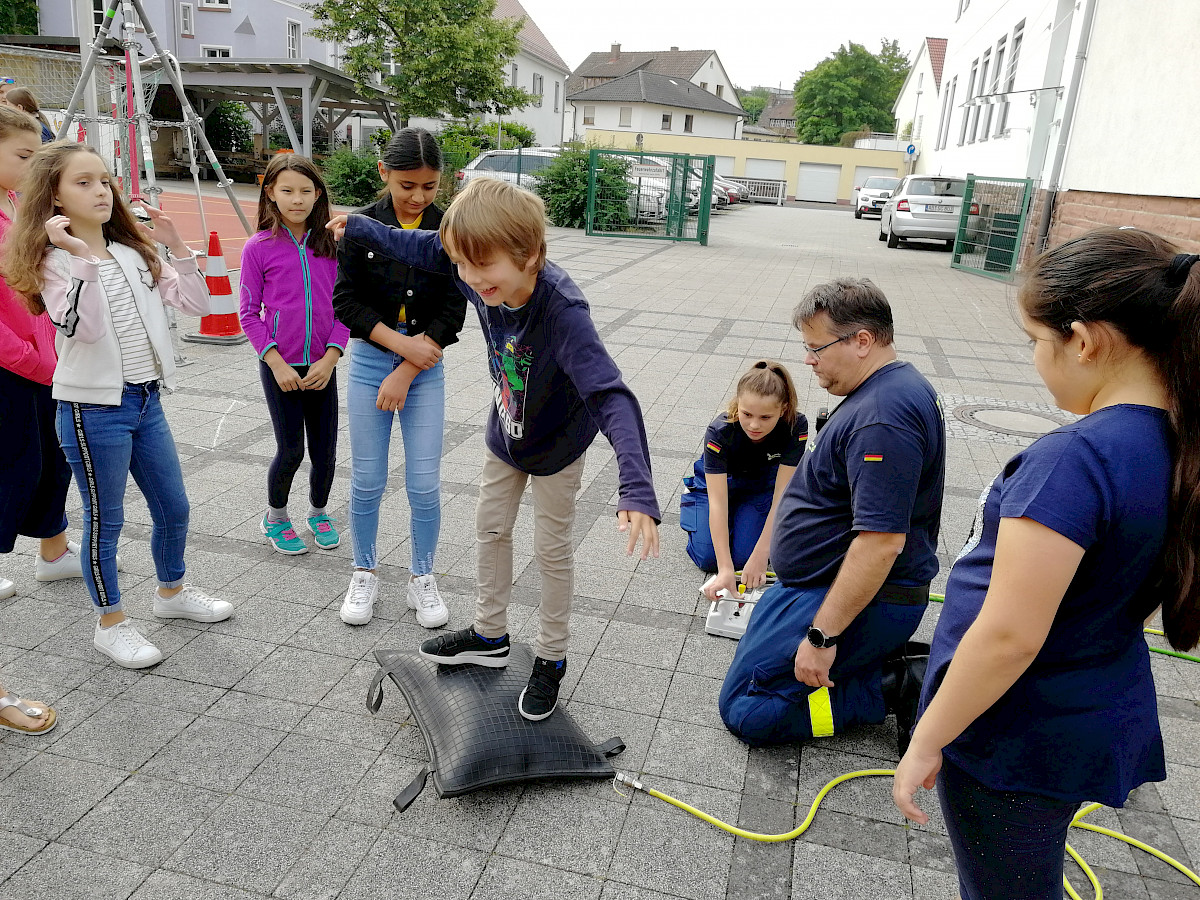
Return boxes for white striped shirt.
[98,259,160,384]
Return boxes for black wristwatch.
[806,626,840,649]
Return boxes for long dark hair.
[5,87,50,129]
[381,127,442,173]
[256,153,336,258]
[1020,227,1200,650]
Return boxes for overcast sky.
[516,0,955,91]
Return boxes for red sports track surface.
[155,189,256,265]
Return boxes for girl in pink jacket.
[4,142,233,670]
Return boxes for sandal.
[0,692,58,736]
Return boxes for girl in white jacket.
[3,142,233,668]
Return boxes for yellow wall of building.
[583,128,909,202]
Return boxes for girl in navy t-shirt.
[892,229,1200,900]
[680,360,807,600]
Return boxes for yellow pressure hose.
[614,770,1200,900]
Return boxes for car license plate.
[926,204,954,213]
[871,201,883,207]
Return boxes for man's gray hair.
[792,277,894,345]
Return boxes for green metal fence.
[585,149,715,244]
[951,175,1036,282]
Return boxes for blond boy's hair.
[440,177,548,272]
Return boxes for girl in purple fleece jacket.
[240,155,349,555]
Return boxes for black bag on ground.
[368,644,625,811]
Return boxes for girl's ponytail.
[1162,255,1200,650]
[726,360,799,426]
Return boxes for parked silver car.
[879,176,977,249]
[455,147,561,190]
[852,176,900,219]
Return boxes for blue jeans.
[938,757,1078,900]
[680,459,773,572]
[718,583,925,745]
[56,383,189,613]
[346,339,445,574]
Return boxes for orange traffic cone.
[183,231,247,345]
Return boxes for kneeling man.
[719,278,945,752]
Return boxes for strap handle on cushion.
[596,736,626,758]
[366,667,387,715]
[393,767,429,812]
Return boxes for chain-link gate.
[951,175,1035,282]
[585,149,715,245]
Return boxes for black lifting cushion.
[368,644,625,810]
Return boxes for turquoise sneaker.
[306,514,340,550]
[260,515,308,555]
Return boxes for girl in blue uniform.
[680,360,806,601]
[892,228,1200,900]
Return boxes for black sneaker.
[882,654,929,756]
[418,627,510,667]
[519,657,566,721]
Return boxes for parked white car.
[853,176,901,219]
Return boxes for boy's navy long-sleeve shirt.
[345,215,660,521]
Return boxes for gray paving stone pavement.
[2,203,1198,898]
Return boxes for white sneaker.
[94,619,163,669]
[406,574,449,629]
[152,584,234,623]
[0,577,15,600]
[340,570,379,626]
[35,541,123,582]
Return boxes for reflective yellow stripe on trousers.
[807,686,835,737]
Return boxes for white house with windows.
[563,45,742,142]
[37,0,570,147]
[891,37,945,155]
[925,0,1200,255]
[37,0,331,63]
[567,70,744,142]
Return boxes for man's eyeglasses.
[803,335,852,360]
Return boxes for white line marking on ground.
[211,399,244,449]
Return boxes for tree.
[307,0,534,127]
[205,102,253,153]
[736,86,771,124]
[792,40,910,145]
[0,0,38,34]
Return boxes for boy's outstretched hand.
[327,214,349,241]
[617,510,659,560]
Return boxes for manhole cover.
[953,404,1067,439]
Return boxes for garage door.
[853,166,899,189]
[745,158,786,180]
[714,156,735,176]
[796,163,841,203]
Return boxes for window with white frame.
[960,60,977,145]
[619,106,632,127]
[937,76,956,150]
[198,0,231,8]
[202,46,232,58]
[998,22,1023,135]
[978,49,993,141]
[715,85,723,98]
[684,114,693,133]
[180,3,194,36]
[991,36,1007,137]
[511,63,518,87]
[699,81,707,91]
[553,81,559,113]
[531,73,543,107]
[287,20,301,59]
[92,0,105,30]
[661,113,672,130]
[582,105,595,125]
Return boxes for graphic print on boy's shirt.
[489,333,534,439]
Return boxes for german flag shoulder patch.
[706,441,722,454]
[863,453,884,462]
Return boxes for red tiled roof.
[926,37,948,92]
[493,0,569,73]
